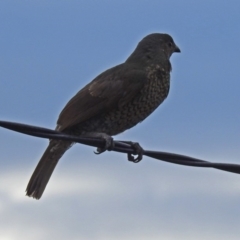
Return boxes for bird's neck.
[125,49,171,71]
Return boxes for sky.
[0,1,240,239]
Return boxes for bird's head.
[126,33,180,64]
[139,33,180,58]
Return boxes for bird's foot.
[120,141,144,163]
[94,134,115,155]
[81,132,114,154]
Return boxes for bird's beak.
[174,45,181,53]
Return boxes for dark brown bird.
[26,33,180,199]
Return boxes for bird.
[26,33,180,199]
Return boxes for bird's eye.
[168,42,173,48]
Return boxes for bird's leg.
[81,132,114,154]
[119,141,144,163]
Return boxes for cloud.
[1,158,240,240]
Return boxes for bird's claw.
[94,136,114,154]
[127,142,143,163]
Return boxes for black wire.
[0,120,239,175]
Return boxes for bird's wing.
[57,63,147,131]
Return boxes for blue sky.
[0,1,240,239]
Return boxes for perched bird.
[26,33,180,199]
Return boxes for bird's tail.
[26,140,72,199]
